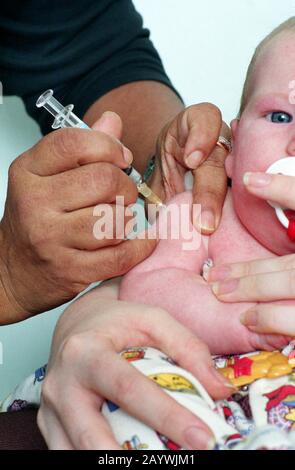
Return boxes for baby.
[120,17,295,356]
[3,18,295,452]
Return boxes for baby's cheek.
[233,119,283,175]
[232,181,292,255]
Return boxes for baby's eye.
[265,111,293,123]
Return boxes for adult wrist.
[0,230,24,324]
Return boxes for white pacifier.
[266,157,295,237]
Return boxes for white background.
[0,0,294,399]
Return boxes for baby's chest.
[207,209,275,267]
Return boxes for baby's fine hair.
[239,17,295,116]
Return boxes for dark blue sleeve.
[0,0,181,134]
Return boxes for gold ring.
[216,136,232,153]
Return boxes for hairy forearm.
[83,81,184,175]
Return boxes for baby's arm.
[120,193,288,355]
[120,262,263,354]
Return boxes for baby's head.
[226,17,295,255]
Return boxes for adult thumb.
[91,111,123,141]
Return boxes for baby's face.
[227,32,295,255]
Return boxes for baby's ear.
[225,119,239,178]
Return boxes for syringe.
[36,89,164,207]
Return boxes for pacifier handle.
[288,220,295,241]
[266,157,295,242]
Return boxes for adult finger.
[244,172,295,209]
[50,162,138,211]
[22,127,133,176]
[91,111,123,139]
[63,205,135,250]
[182,103,222,169]
[54,390,121,450]
[192,121,230,233]
[206,254,295,283]
[88,345,215,450]
[37,408,74,450]
[140,307,235,399]
[240,304,295,336]
[191,151,228,233]
[210,269,295,302]
[106,305,234,400]
[72,236,157,282]
[162,103,222,170]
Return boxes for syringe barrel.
[36,90,143,187]
[124,166,142,185]
[52,105,88,129]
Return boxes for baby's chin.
[232,188,295,255]
[257,232,295,256]
[241,211,295,256]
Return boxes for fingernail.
[243,172,272,187]
[195,210,215,233]
[101,110,114,120]
[185,150,204,169]
[184,426,215,450]
[240,310,258,327]
[209,367,237,391]
[123,147,133,165]
[207,265,231,282]
[211,278,239,296]
[202,265,210,281]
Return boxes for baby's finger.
[244,172,295,209]
[240,304,295,336]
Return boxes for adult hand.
[206,172,295,335]
[38,279,233,450]
[0,112,156,323]
[149,103,231,233]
